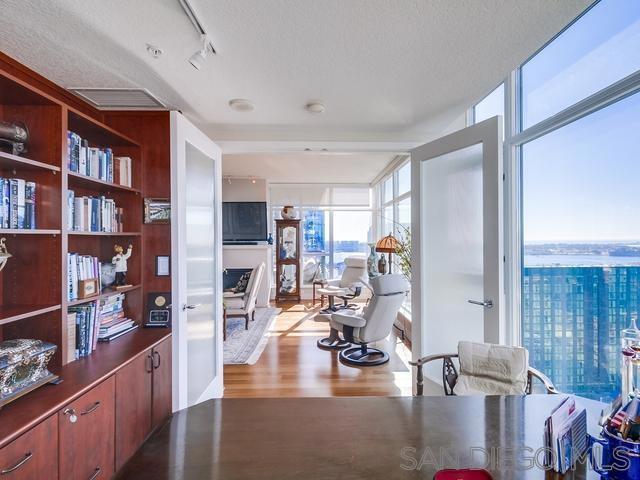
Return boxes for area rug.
[223,307,281,365]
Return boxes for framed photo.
[156,255,170,276]
[78,279,99,299]
[144,198,171,224]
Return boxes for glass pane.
[474,83,504,124]
[332,211,371,277]
[279,225,297,260]
[521,1,640,129]
[279,264,297,294]
[184,143,216,406]
[383,176,393,203]
[422,144,484,361]
[521,91,640,402]
[397,162,411,196]
[302,209,329,285]
[383,206,394,239]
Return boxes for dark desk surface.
[117,395,604,479]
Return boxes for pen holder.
[588,428,640,479]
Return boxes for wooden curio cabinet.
[275,219,301,302]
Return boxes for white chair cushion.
[453,341,529,396]
[317,286,350,296]
[224,297,245,310]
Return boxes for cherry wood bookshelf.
[0,49,171,397]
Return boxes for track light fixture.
[189,34,209,70]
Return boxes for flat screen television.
[223,202,268,243]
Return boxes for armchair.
[317,256,369,313]
[325,274,409,366]
[410,341,558,396]
[223,262,265,340]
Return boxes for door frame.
[410,116,505,363]
[170,111,223,410]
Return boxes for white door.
[411,116,504,367]
[171,111,223,410]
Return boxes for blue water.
[525,254,640,266]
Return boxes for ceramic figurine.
[367,243,379,278]
[112,244,133,287]
[378,254,387,275]
[0,238,12,272]
[281,206,297,219]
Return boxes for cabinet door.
[115,350,153,470]
[59,376,115,480]
[0,415,57,479]
[152,337,172,428]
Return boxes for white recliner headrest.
[370,274,409,296]
[344,256,367,268]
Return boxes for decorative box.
[0,339,58,408]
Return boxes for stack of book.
[67,131,132,187]
[67,253,101,301]
[68,302,98,359]
[0,177,36,229]
[97,293,138,342]
[67,190,124,232]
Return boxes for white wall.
[222,177,268,202]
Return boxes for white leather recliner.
[329,274,409,366]
[316,256,369,350]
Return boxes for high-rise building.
[522,265,640,401]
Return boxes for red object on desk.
[433,469,493,480]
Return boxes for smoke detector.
[146,44,163,59]
[228,99,255,112]
[305,102,325,114]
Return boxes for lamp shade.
[375,233,398,253]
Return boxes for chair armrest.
[527,366,559,394]
[409,353,458,367]
[223,291,245,298]
[331,312,366,328]
[409,354,459,396]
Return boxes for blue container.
[588,428,640,479]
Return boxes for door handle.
[468,299,494,308]
[182,303,200,311]
[1,452,32,475]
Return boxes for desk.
[116,395,604,479]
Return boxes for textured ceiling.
[0,0,592,147]
[222,152,396,183]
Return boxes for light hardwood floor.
[223,301,414,398]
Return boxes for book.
[25,181,35,229]
[98,323,138,342]
[68,190,123,232]
[66,312,77,363]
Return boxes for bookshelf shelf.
[0,151,61,172]
[67,284,142,307]
[68,109,140,147]
[0,304,61,326]
[67,231,142,237]
[0,228,61,235]
[68,171,141,194]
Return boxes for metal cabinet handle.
[88,467,101,480]
[1,452,32,475]
[467,299,493,308]
[81,401,101,416]
[153,351,161,369]
[146,353,153,373]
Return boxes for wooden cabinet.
[59,376,115,480]
[275,219,302,302]
[115,336,172,469]
[152,337,172,428]
[0,415,57,479]
[115,351,153,470]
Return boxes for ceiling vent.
[68,88,166,110]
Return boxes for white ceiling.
[222,152,397,183]
[0,0,591,149]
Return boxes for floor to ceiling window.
[269,184,373,286]
[515,0,640,401]
[376,158,411,313]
